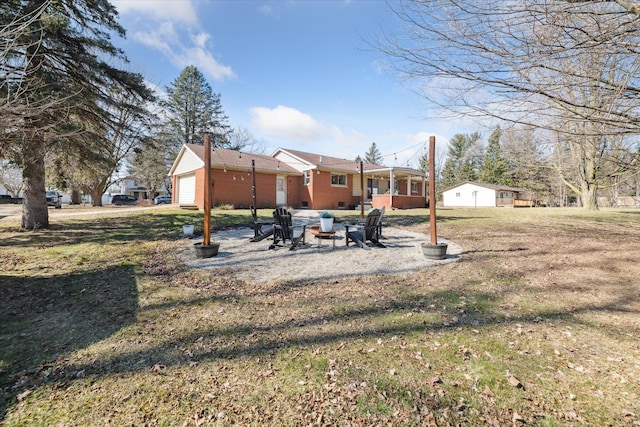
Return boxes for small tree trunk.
[91,188,104,207]
[71,188,82,204]
[21,135,49,230]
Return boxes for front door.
[276,175,286,206]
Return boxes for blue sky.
[111,0,472,167]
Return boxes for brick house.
[272,148,427,210]
[169,144,301,209]
[169,144,427,210]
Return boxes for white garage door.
[178,174,196,205]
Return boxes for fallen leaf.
[507,375,524,389]
[17,390,32,401]
[512,410,525,423]
[428,376,442,386]
[482,386,494,397]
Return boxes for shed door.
[276,175,286,206]
[178,174,196,205]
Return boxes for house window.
[456,192,461,197]
[411,182,418,193]
[331,173,347,186]
[304,171,310,186]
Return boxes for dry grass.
[1,207,639,426]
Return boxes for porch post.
[360,160,364,220]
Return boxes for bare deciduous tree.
[0,160,23,197]
[382,0,640,209]
[50,87,153,207]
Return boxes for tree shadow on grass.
[0,211,251,248]
[58,277,639,382]
[0,265,138,422]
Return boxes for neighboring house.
[442,181,528,207]
[169,144,427,210]
[107,177,170,203]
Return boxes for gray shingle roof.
[186,144,301,174]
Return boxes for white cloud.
[115,1,234,82]
[133,25,235,82]
[179,46,235,81]
[247,106,451,170]
[250,105,328,143]
[112,0,198,24]
[192,32,210,49]
[133,22,177,56]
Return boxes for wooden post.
[251,159,257,209]
[203,134,211,246]
[360,160,365,220]
[429,136,437,245]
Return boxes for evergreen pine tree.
[440,133,481,188]
[162,66,232,153]
[363,142,383,165]
[1,0,152,229]
[418,152,428,174]
[479,126,513,185]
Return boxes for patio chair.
[356,206,385,239]
[345,208,385,249]
[249,205,274,242]
[269,207,307,250]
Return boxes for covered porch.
[360,166,427,210]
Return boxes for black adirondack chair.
[249,205,274,242]
[269,207,306,250]
[345,208,385,249]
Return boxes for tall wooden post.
[251,159,257,209]
[429,136,437,244]
[203,134,211,246]
[360,160,365,220]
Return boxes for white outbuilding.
[442,181,528,208]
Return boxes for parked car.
[154,195,172,205]
[111,194,138,205]
[46,191,62,209]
